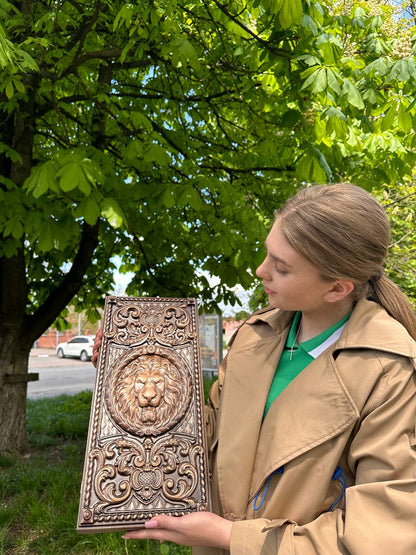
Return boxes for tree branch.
[199,163,294,175]
[24,221,100,343]
[208,0,291,58]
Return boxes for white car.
[56,335,95,362]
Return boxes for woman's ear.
[325,280,354,303]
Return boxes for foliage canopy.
[0,0,415,451]
[1,0,416,325]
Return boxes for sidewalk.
[30,348,56,357]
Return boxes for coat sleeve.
[204,352,226,450]
[204,326,240,450]
[229,357,416,554]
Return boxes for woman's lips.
[264,285,275,295]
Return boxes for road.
[27,348,97,399]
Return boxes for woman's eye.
[275,267,288,275]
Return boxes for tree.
[381,184,416,305]
[1,0,415,452]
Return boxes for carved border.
[77,297,210,533]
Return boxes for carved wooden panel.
[77,297,210,533]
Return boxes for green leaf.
[170,37,200,70]
[79,161,97,194]
[295,150,329,182]
[37,221,55,252]
[301,67,327,93]
[162,188,175,208]
[188,188,204,210]
[131,112,153,133]
[0,32,16,69]
[123,140,143,163]
[5,80,13,99]
[19,49,39,71]
[56,162,85,192]
[362,88,378,105]
[312,147,332,180]
[55,156,100,194]
[326,68,341,95]
[325,107,348,138]
[281,109,301,128]
[3,218,23,240]
[101,198,125,228]
[342,79,364,109]
[380,105,396,132]
[398,104,412,133]
[312,68,327,93]
[302,15,318,36]
[13,77,25,93]
[261,0,284,16]
[301,66,320,90]
[77,196,101,225]
[366,134,387,154]
[318,39,342,66]
[113,4,134,31]
[295,153,313,181]
[144,144,171,166]
[387,59,416,83]
[0,237,19,258]
[279,0,303,28]
[24,160,58,198]
[364,57,388,77]
[233,250,243,269]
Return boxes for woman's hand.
[122,512,232,550]
[91,329,102,368]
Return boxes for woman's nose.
[256,259,268,279]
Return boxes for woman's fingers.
[91,329,102,367]
[122,512,232,550]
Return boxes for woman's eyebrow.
[264,241,292,268]
[271,254,292,268]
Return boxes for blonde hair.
[276,183,416,340]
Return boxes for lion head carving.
[106,353,191,435]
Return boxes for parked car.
[56,335,95,362]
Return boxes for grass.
[0,382,216,554]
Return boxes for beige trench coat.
[196,299,416,554]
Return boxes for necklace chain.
[289,320,302,360]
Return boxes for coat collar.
[246,298,416,359]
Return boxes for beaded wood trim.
[77,296,210,533]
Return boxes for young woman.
[98,183,416,553]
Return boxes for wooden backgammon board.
[77,296,211,533]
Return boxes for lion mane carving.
[106,353,192,435]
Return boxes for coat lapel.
[250,349,359,499]
[216,330,285,519]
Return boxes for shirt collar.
[245,298,416,359]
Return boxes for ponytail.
[368,275,416,341]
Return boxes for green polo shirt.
[264,311,350,416]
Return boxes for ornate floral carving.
[90,435,202,513]
[106,300,195,347]
[77,297,210,533]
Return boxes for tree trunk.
[0,223,100,453]
[0,327,32,453]
[0,245,32,452]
